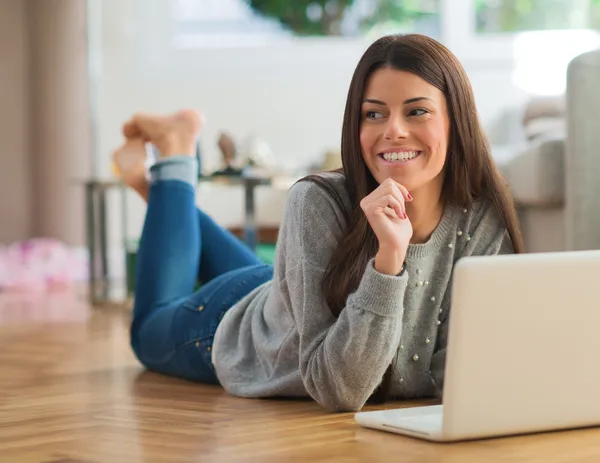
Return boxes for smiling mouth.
[378,151,422,163]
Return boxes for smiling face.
[360,67,450,193]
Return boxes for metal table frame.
[84,176,271,305]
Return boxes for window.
[441,0,600,64]
[476,0,600,33]
[173,0,441,47]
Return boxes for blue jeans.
[130,175,273,383]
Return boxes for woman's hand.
[360,178,413,275]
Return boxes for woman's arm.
[278,179,408,412]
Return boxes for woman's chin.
[374,168,445,194]
[375,173,417,190]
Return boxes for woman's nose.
[383,115,409,140]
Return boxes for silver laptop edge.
[355,250,600,442]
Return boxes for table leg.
[244,180,257,251]
[98,187,109,301]
[85,183,97,303]
[120,185,130,296]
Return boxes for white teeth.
[382,151,420,162]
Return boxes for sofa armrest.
[565,50,600,251]
[503,136,565,207]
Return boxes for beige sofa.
[498,49,600,253]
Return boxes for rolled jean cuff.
[149,155,198,187]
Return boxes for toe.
[123,120,142,139]
[174,109,203,134]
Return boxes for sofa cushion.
[522,95,565,125]
[500,135,565,206]
[524,117,565,141]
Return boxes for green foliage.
[247,0,438,36]
[248,0,353,35]
[593,0,600,27]
[247,0,598,35]
[361,0,436,31]
[475,0,599,32]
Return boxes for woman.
[114,34,523,413]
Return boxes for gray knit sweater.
[212,172,513,412]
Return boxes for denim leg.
[131,156,261,333]
[196,207,263,284]
[130,155,272,381]
[132,264,274,383]
[131,179,200,336]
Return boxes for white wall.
[91,0,535,181]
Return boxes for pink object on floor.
[0,238,88,293]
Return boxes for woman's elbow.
[312,390,369,413]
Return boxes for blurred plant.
[248,0,352,35]
[361,0,437,31]
[476,0,600,32]
[593,0,600,27]
[247,0,438,36]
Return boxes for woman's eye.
[408,108,428,117]
[366,111,384,120]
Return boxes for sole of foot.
[112,138,149,192]
[122,109,203,157]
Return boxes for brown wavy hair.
[299,34,523,403]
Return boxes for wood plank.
[2,292,600,462]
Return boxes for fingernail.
[407,193,413,200]
[403,212,407,219]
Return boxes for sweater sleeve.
[429,202,515,395]
[278,180,408,412]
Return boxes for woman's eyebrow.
[362,97,432,105]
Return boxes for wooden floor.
[3,292,600,463]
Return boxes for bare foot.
[112,138,149,201]
[122,109,202,157]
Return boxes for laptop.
[355,250,600,442]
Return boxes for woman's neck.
[405,181,445,244]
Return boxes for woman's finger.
[383,206,399,220]
[377,180,409,207]
[393,182,413,202]
[378,178,412,202]
[379,194,405,219]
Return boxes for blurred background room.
[2,0,600,310]
[4,2,600,461]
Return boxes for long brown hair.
[300,34,524,403]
